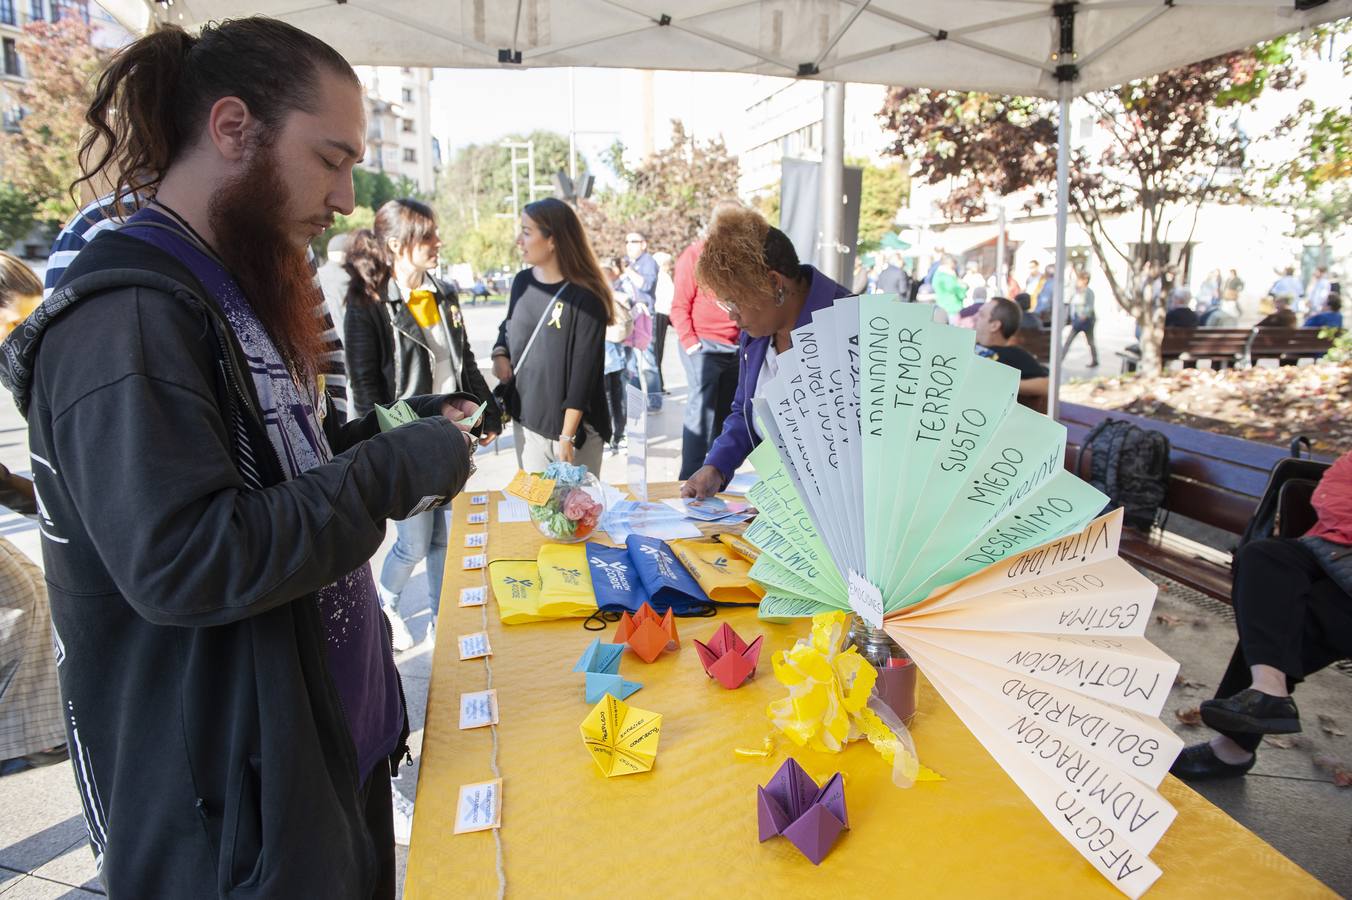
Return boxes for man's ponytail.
[71,18,357,217]
[74,26,195,217]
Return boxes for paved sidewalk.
[2,303,1349,897]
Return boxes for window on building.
[1,0,16,27]
[401,87,413,103]
[49,0,86,22]
[401,118,414,133]
[2,38,20,77]
[402,148,417,163]
[27,0,39,21]
[2,107,21,132]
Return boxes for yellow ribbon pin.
[548,301,564,328]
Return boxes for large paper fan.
[742,295,1182,898]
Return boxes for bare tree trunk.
[1138,300,1163,373]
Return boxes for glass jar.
[846,615,918,725]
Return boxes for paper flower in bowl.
[529,462,607,543]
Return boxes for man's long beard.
[208,145,325,380]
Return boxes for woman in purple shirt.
[681,206,851,499]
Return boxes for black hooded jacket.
[0,231,474,898]
[344,274,501,431]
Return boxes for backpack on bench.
[1238,436,1330,549]
[1076,419,1171,532]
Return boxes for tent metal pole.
[996,204,1006,297]
[1048,79,1071,422]
[819,81,846,283]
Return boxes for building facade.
[735,77,890,199]
[353,65,437,193]
[2,0,131,257]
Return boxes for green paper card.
[376,400,418,432]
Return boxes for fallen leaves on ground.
[1175,706,1203,726]
[1174,675,1208,690]
[1156,612,1185,628]
[1263,735,1313,751]
[1062,364,1352,456]
[1312,754,1352,787]
[1318,714,1346,737]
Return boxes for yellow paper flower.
[767,612,942,787]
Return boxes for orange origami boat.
[613,602,680,663]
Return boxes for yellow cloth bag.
[406,289,442,328]
[488,560,548,625]
[534,544,600,620]
[669,538,764,605]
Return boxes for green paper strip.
[757,593,839,622]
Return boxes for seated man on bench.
[974,296,1048,403]
[1173,450,1352,781]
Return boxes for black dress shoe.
[1170,742,1255,782]
[1200,689,1301,735]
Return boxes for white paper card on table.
[458,689,499,729]
[462,554,487,570]
[458,586,487,608]
[723,472,760,496]
[453,778,502,833]
[458,632,491,659]
[465,532,487,548]
[497,497,531,523]
[467,511,489,525]
[847,569,884,628]
[624,383,648,503]
[469,494,489,506]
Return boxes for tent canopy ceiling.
[130,0,1352,96]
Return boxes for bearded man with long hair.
[0,18,481,898]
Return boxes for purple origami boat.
[756,757,849,865]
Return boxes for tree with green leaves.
[433,131,581,273]
[852,158,910,254]
[880,39,1303,371]
[0,18,106,226]
[1269,23,1351,262]
[0,184,38,251]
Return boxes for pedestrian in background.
[671,204,743,480]
[622,232,663,409]
[492,198,614,476]
[652,250,675,390]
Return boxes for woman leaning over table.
[681,205,852,500]
[492,197,615,477]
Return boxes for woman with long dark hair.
[491,197,614,475]
[345,201,499,649]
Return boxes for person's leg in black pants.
[604,370,626,448]
[360,759,397,900]
[678,347,738,480]
[652,313,670,390]
[1175,538,1352,778]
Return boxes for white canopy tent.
[104,0,1352,416]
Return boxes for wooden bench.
[1013,328,1051,363]
[1116,327,1250,373]
[1246,326,1339,365]
[1056,402,1330,602]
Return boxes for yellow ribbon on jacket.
[406,289,442,328]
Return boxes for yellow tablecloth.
[405,487,1333,899]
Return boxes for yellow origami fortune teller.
[579,693,662,777]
